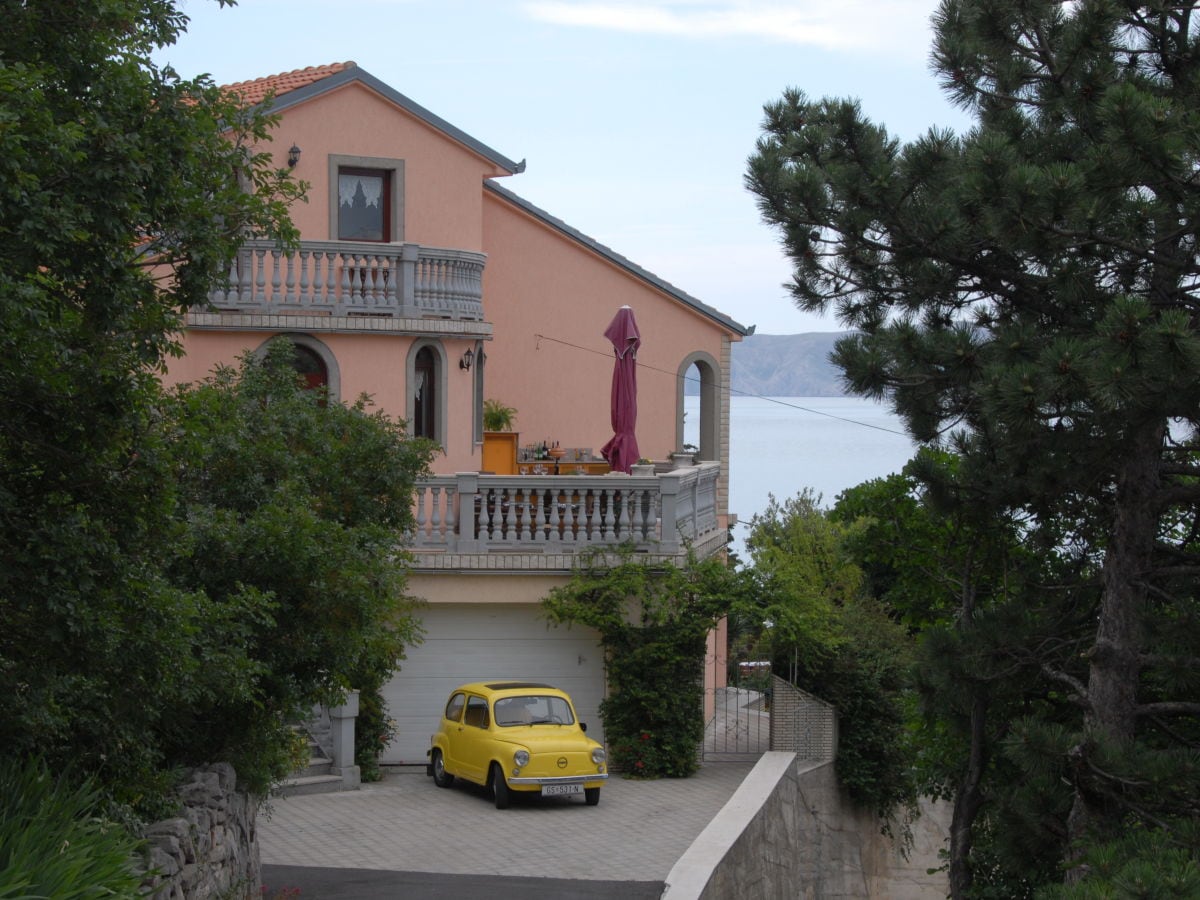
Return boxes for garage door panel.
[381,604,606,765]
[414,612,580,642]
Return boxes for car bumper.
[508,773,609,786]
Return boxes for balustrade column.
[400,244,419,314]
[657,473,683,554]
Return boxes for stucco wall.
[274,81,511,250]
[663,753,950,900]
[480,190,736,468]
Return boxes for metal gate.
[702,660,771,761]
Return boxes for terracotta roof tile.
[222,62,355,106]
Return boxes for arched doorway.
[413,346,436,439]
[406,341,447,445]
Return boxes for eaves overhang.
[239,62,526,176]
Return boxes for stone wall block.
[209,762,237,792]
[147,845,180,878]
[139,764,261,900]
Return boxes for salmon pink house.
[164,62,751,765]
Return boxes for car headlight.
[513,749,530,768]
[591,747,606,765]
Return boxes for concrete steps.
[277,730,346,797]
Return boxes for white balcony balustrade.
[409,463,721,558]
[207,239,486,320]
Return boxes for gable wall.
[272,82,508,250]
[480,190,734,464]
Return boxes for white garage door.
[381,603,607,765]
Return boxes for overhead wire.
[532,332,910,438]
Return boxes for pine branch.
[1135,701,1200,719]
[1147,565,1200,578]
[1041,663,1090,708]
[1140,652,1200,670]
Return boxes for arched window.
[414,347,435,438]
[254,334,340,401]
[292,344,328,391]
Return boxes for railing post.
[400,243,419,316]
[657,472,683,553]
[455,472,480,553]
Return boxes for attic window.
[338,167,391,241]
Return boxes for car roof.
[452,681,566,698]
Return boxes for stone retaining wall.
[138,764,260,899]
[663,753,950,899]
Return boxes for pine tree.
[748,0,1200,892]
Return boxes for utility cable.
[532,332,911,438]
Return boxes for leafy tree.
[0,0,441,816]
[542,546,743,777]
[748,0,1200,888]
[834,453,1088,896]
[160,345,434,791]
[742,490,917,821]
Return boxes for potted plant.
[483,399,517,432]
[670,444,697,467]
[481,400,519,474]
[630,458,656,476]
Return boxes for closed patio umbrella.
[600,305,641,474]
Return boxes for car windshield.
[494,694,575,727]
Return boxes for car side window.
[464,695,489,729]
[444,693,466,723]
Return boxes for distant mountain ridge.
[714,332,850,398]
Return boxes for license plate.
[542,783,583,797]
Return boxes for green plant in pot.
[484,399,517,432]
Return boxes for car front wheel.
[585,787,600,806]
[431,750,454,788]
[491,764,510,809]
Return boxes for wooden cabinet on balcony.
[481,432,518,475]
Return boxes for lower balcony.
[205,238,486,320]
[408,463,725,571]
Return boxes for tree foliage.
[159,345,434,791]
[834,453,1089,896]
[0,0,429,815]
[748,0,1200,892]
[741,490,917,821]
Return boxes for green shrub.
[0,757,144,899]
[543,546,744,778]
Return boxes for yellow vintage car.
[427,681,607,808]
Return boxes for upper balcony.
[408,462,726,572]
[205,238,487,321]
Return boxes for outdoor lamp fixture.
[460,347,474,371]
[287,144,301,168]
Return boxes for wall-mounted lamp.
[287,144,301,168]
[460,347,475,371]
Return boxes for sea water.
[686,395,917,560]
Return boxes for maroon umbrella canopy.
[599,306,641,474]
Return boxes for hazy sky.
[162,0,971,335]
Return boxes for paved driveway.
[259,762,754,896]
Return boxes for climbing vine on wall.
[542,545,745,777]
